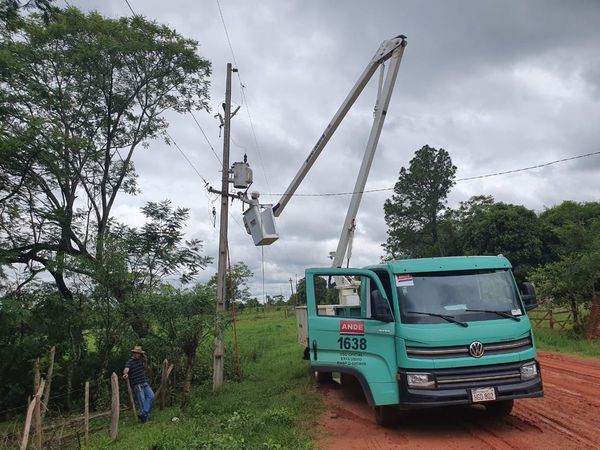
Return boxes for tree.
[437,195,496,256]
[0,0,56,33]
[459,202,543,282]
[295,278,308,305]
[208,261,253,307]
[0,8,211,302]
[0,7,212,408]
[383,145,457,258]
[539,201,600,264]
[295,276,338,305]
[245,297,260,308]
[147,284,215,407]
[531,201,600,328]
[530,248,600,329]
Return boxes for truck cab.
[300,255,543,426]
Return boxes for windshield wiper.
[464,309,521,322]
[406,311,468,327]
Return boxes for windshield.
[396,269,522,324]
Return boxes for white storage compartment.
[243,205,279,246]
[295,306,308,346]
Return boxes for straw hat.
[130,345,146,354]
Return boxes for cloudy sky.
[69,0,600,300]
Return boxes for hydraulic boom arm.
[272,35,407,267]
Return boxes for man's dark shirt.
[125,358,147,386]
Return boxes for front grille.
[432,361,524,388]
[406,336,532,359]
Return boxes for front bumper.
[397,359,543,408]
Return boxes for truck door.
[305,268,399,405]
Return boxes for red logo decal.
[340,320,364,335]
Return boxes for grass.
[529,304,600,359]
[533,326,600,359]
[87,308,321,450]
[5,305,596,448]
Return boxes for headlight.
[520,362,538,381]
[406,372,435,389]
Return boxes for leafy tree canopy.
[531,201,600,326]
[0,7,211,299]
[459,201,543,282]
[208,261,254,306]
[383,145,456,259]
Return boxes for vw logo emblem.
[469,341,485,358]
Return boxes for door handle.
[312,339,318,360]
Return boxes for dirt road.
[316,351,600,449]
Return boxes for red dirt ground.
[316,351,600,449]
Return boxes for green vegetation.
[1,4,598,447]
[384,145,457,259]
[384,147,600,333]
[0,4,215,414]
[88,310,320,450]
[533,327,600,359]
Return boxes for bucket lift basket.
[243,204,279,246]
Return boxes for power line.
[260,150,600,198]
[124,0,136,15]
[455,150,600,181]
[189,110,222,165]
[238,85,272,194]
[215,0,273,195]
[164,130,210,187]
[215,0,239,68]
[120,0,217,189]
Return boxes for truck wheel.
[374,405,398,427]
[485,399,514,416]
[315,371,334,384]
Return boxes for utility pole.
[213,63,234,391]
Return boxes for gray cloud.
[68,0,600,300]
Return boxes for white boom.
[272,35,407,267]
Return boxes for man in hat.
[123,345,155,422]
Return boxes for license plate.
[471,387,496,403]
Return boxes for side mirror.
[520,282,538,311]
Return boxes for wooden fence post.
[160,359,168,410]
[84,381,89,446]
[33,360,41,450]
[126,379,137,418]
[549,309,554,329]
[21,379,44,450]
[110,373,119,441]
[41,346,56,420]
[155,363,174,402]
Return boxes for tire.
[485,399,514,416]
[374,405,398,427]
[315,371,334,384]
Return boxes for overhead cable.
[261,150,600,198]
[215,0,273,196]
[164,130,210,187]
[124,0,136,15]
[189,110,222,165]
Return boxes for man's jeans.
[133,383,154,419]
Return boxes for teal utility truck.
[296,255,543,426]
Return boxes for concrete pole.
[213,63,233,391]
